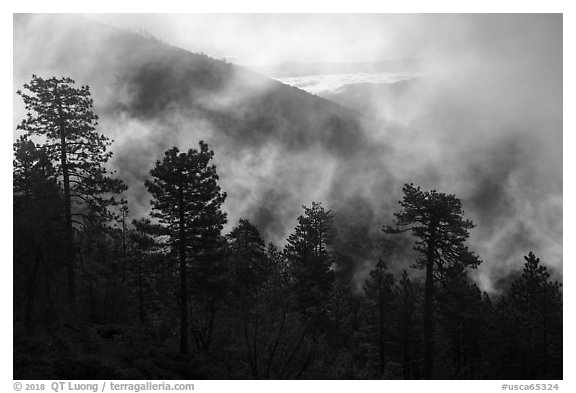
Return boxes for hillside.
[13,14,392,275]
[14,14,367,152]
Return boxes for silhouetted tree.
[395,270,420,379]
[17,75,126,305]
[285,202,335,314]
[13,135,63,332]
[322,283,363,378]
[225,219,269,377]
[268,203,336,378]
[363,259,395,377]
[504,252,562,379]
[130,218,167,325]
[260,242,296,378]
[383,184,481,378]
[145,142,227,355]
[227,219,268,296]
[435,264,485,378]
[13,135,55,199]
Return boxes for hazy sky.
[85,14,558,67]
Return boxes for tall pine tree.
[145,142,227,355]
[383,184,481,378]
[17,75,126,305]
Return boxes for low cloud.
[276,71,424,95]
[13,14,562,294]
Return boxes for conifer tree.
[284,202,335,314]
[226,219,269,377]
[506,252,562,379]
[145,142,227,355]
[227,219,268,295]
[13,135,53,198]
[435,263,485,378]
[13,135,62,331]
[383,184,481,378]
[130,218,166,325]
[363,259,396,377]
[395,270,419,379]
[17,75,126,305]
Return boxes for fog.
[13,14,562,293]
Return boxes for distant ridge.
[249,58,423,78]
[13,13,384,248]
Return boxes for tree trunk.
[122,208,127,257]
[139,252,145,324]
[178,179,188,355]
[423,226,436,379]
[56,90,75,306]
[379,282,385,378]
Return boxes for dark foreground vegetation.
[13,76,562,379]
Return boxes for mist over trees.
[16,76,126,306]
[13,74,562,380]
[383,184,481,378]
[14,14,563,293]
[143,144,227,355]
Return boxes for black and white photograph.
[11,9,565,383]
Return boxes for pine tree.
[227,219,268,296]
[363,259,396,378]
[145,142,227,355]
[13,135,63,332]
[506,252,562,379]
[395,270,420,379]
[130,218,166,325]
[14,135,50,198]
[284,202,335,314]
[383,184,481,378]
[226,219,270,377]
[17,75,126,305]
[435,264,485,378]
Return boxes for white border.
[3,2,572,391]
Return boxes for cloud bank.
[13,14,562,294]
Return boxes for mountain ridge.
[249,58,423,78]
[13,14,389,264]
[14,14,371,155]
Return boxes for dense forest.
[13,75,562,380]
